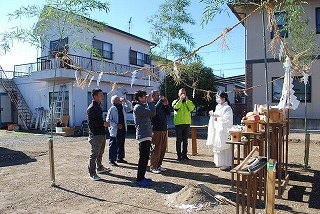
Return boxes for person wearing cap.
[206,91,233,171]
[172,88,195,161]
[106,95,133,166]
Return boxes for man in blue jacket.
[106,95,132,166]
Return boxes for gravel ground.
[0,129,320,214]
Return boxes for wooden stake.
[304,132,310,170]
[267,159,276,214]
[48,137,56,187]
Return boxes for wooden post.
[48,137,56,187]
[267,159,276,214]
[304,132,310,170]
[191,127,197,155]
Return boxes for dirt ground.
[1,129,320,214]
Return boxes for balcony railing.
[13,54,160,79]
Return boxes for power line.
[207,61,244,66]
[197,46,244,54]
[211,67,245,71]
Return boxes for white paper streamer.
[302,72,309,85]
[279,41,284,60]
[97,72,103,86]
[74,70,78,82]
[173,61,180,79]
[88,75,94,88]
[192,88,195,98]
[244,90,248,96]
[131,71,137,87]
[276,56,300,110]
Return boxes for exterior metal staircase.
[0,71,33,130]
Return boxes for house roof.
[228,0,260,25]
[214,74,245,87]
[39,6,157,47]
[103,24,157,46]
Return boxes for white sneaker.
[158,166,166,172]
[150,168,161,174]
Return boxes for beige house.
[230,0,320,129]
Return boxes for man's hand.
[120,96,127,102]
[104,121,110,127]
[180,94,186,100]
[147,93,153,102]
[163,97,169,105]
[117,124,123,129]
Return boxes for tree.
[148,0,200,63]
[160,62,217,113]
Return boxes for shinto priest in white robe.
[206,102,233,167]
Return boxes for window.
[316,8,320,33]
[272,76,311,103]
[144,54,151,65]
[271,12,288,39]
[130,50,144,66]
[87,92,108,112]
[50,37,68,56]
[92,39,113,60]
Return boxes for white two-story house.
[1,8,161,129]
[229,0,320,129]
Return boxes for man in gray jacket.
[106,95,132,166]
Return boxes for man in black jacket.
[87,88,110,181]
[149,90,171,173]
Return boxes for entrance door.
[0,94,12,123]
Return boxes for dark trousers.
[137,140,151,182]
[109,128,126,162]
[117,128,126,160]
[175,124,190,158]
[88,134,106,175]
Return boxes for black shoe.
[117,159,128,163]
[182,156,190,160]
[177,156,182,161]
[97,166,111,174]
[109,161,118,167]
[220,166,231,171]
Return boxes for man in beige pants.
[150,90,171,173]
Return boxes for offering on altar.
[241,111,260,132]
[259,106,287,123]
[228,125,245,142]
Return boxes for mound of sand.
[166,184,218,211]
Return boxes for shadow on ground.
[0,147,37,167]
[286,163,320,209]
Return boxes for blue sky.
[0,0,245,77]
